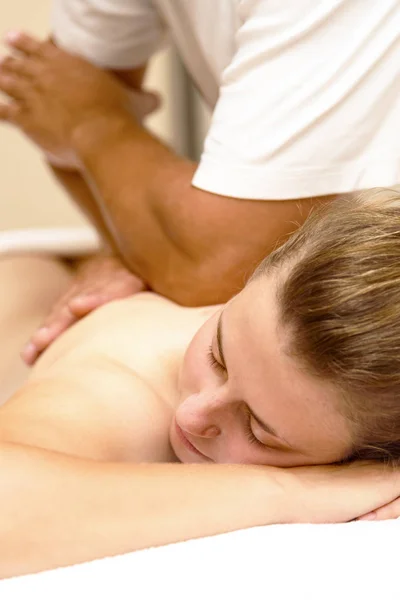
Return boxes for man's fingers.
[0,73,28,101]
[0,55,35,78]
[20,342,39,366]
[23,291,111,364]
[21,305,77,365]
[68,294,107,317]
[33,307,76,347]
[5,31,42,56]
[20,257,146,366]
[0,102,20,122]
[69,283,137,317]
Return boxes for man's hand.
[0,31,159,169]
[21,253,147,366]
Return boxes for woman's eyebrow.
[216,312,227,370]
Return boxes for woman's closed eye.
[244,413,269,449]
[206,345,279,453]
[207,344,226,375]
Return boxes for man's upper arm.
[192,0,400,201]
[151,159,331,304]
[51,0,167,69]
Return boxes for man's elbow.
[149,251,253,307]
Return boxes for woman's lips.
[175,421,208,459]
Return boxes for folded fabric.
[1,519,399,599]
[0,227,101,257]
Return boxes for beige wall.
[0,0,185,231]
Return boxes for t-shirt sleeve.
[192,0,400,200]
[51,0,167,69]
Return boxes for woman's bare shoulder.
[107,291,221,318]
[0,359,175,463]
[0,293,219,465]
[0,291,221,463]
[33,292,220,372]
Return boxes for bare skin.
[0,256,71,403]
[17,57,156,363]
[0,31,334,310]
[0,256,399,578]
[21,252,147,365]
[0,32,340,363]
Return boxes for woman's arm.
[1,442,400,580]
[0,442,286,578]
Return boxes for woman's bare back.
[0,292,216,462]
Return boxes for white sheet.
[0,227,101,257]
[1,519,399,599]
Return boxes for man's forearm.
[73,117,202,300]
[0,35,325,304]
[0,442,289,578]
[48,164,122,254]
[0,33,324,305]
[48,64,154,269]
[72,116,326,305]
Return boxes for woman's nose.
[176,391,225,437]
[199,425,220,438]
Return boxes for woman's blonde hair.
[253,187,400,463]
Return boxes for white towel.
[0,227,101,257]
[1,519,399,599]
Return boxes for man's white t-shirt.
[52,0,400,200]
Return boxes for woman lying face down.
[172,187,400,467]
[1,188,400,579]
[1,188,399,471]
